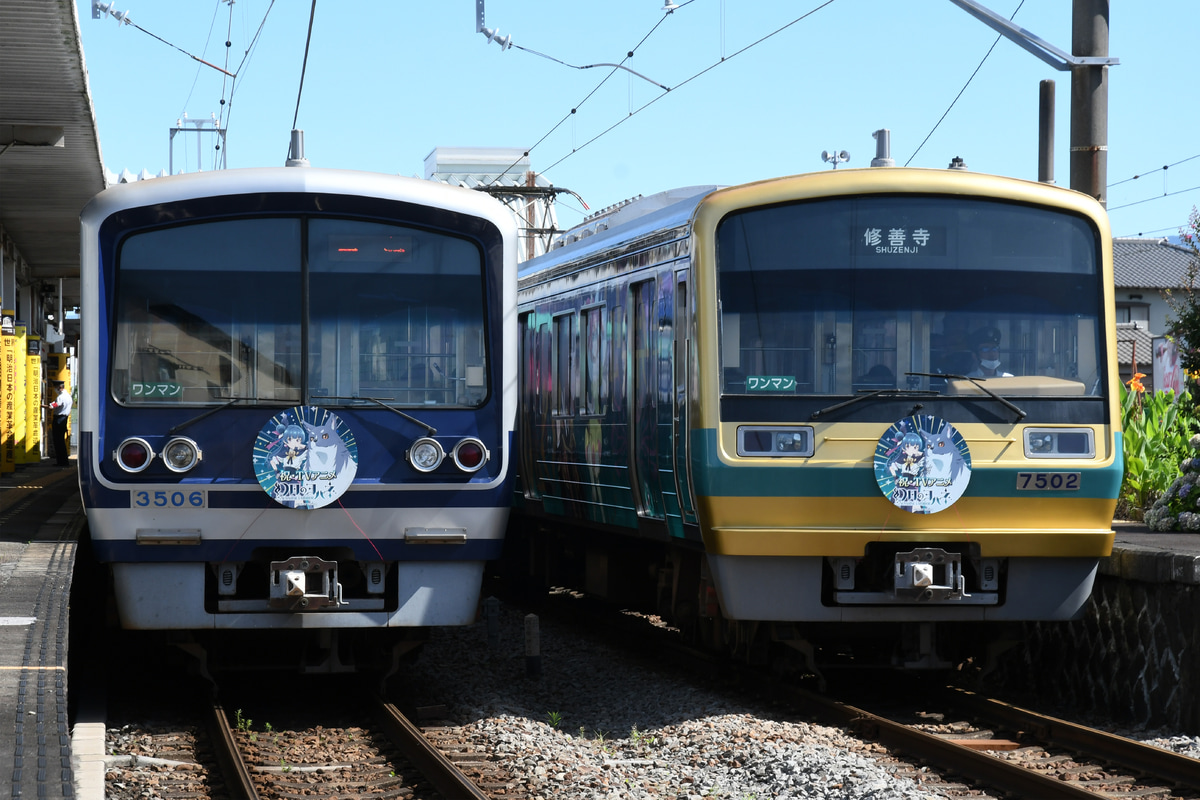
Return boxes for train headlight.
[1023,427,1095,458]
[113,437,155,473]
[408,437,445,472]
[452,438,489,472]
[736,426,814,458]
[162,437,203,472]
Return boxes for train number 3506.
[1015,472,1080,491]
[131,490,207,508]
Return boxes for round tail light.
[114,438,155,473]
[452,438,489,472]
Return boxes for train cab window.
[113,215,490,407]
[852,314,896,391]
[114,217,303,405]
[715,195,1106,407]
[307,218,488,407]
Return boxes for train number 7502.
[1015,472,1080,491]
[131,490,207,508]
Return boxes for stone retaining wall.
[994,547,1200,733]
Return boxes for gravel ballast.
[404,601,951,799]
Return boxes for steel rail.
[786,686,1103,799]
[373,696,490,800]
[943,686,1200,789]
[204,702,261,800]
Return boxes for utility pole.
[949,0,1116,203]
[1070,0,1109,206]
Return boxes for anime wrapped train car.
[78,166,517,669]
[507,165,1121,669]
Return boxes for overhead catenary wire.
[493,0,1190,239]
[1114,224,1192,239]
[1107,185,1200,213]
[1104,152,1200,235]
[538,0,837,176]
[118,12,236,77]
[471,0,840,235]
[101,0,279,172]
[510,43,671,91]
[214,2,236,169]
[181,0,238,171]
[292,0,319,132]
[906,1,1024,167]
[1108,154,1200,189]
[219,0,278,168]
[176,2,226,135]
[480,1,695,189]
[493,0,837,187]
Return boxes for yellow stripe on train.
[697,496,1116,557]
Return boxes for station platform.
[1109,519,1200,583]
[0,457,93,800]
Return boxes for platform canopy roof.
[0,0,107,329]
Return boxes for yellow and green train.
[510,165,1120,668]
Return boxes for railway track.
[517,586,1200,799]
[205,693,495,800]
[103,679,521,800]
[97,594,1200,800]
[793,681,1200,799]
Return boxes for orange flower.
[1126,372,1146,393]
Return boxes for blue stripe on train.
[90,537,505,563]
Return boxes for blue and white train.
[78,166,517,667]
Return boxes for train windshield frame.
[111,213,491,408]
[715,194,1106,411]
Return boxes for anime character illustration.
[267,423,308,475]
[923,425,969,485]
[253,407,359,509]
[303,416,355,476]
[887,432,927,479]
[873,415,972,514]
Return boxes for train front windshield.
[112,216,489,407]
[716,195,1105,401]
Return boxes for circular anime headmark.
[252,406,359,509]
[873,415,972,514]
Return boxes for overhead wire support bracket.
[476,0,512,49]
[91,0,236,77]
[947,0,1118,71]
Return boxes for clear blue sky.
[77,0,1198,239]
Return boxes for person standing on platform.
[48,381,72,466]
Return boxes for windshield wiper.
[810,388,938,421]
[168,397,243,435]
[320,395,438,436]
[906,372,1027,422]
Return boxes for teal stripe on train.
[689,429,1125,501]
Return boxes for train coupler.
[893,548,968,601]
[269,556,345,610]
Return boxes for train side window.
[582,305,604,416]
[553,312,576,416]
[610,305,625,413]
